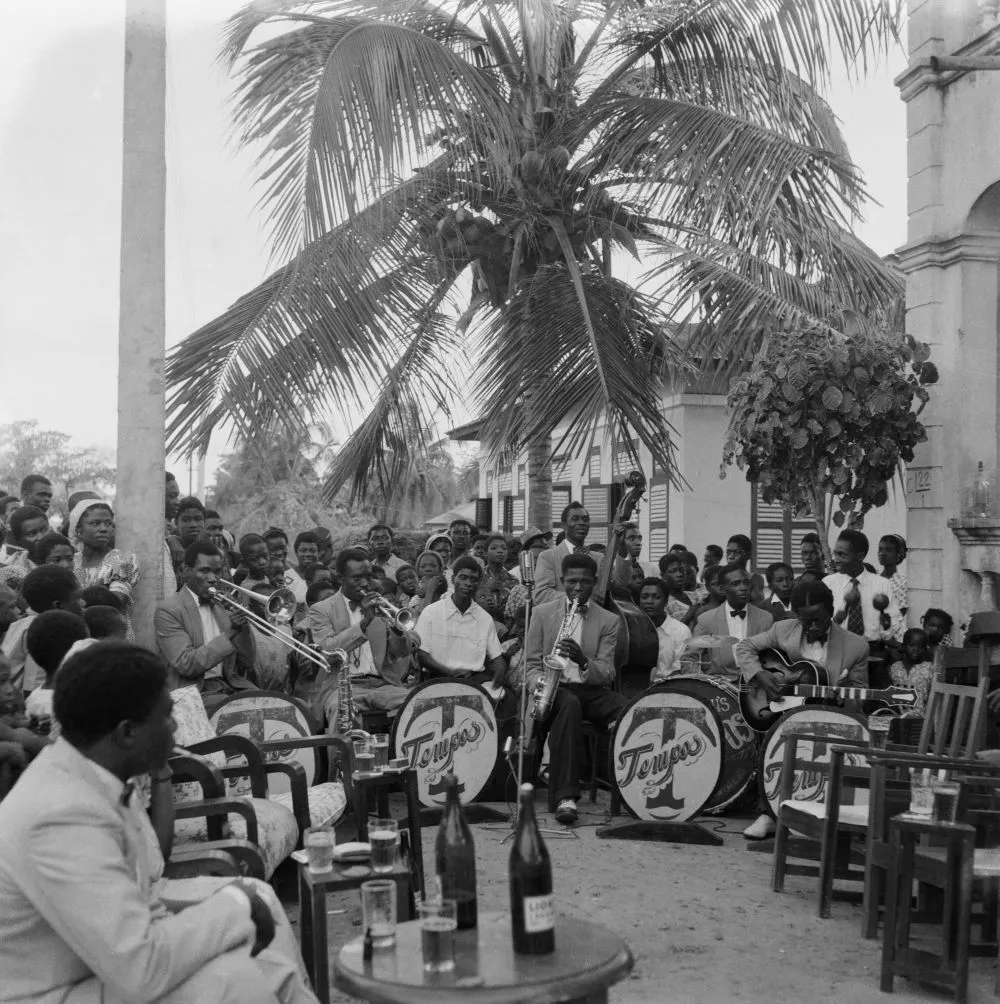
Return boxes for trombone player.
[305,548,418,733]
[154,540,258,712]
[524,552,624,826]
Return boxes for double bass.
[592,470,659,681]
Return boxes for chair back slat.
[918,679,989,759]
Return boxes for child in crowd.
[395,564,419,605]
[305,580,336,607]
[921,608,955,651]
[23,610,91,732]
[658,552,692,620]
[0,651,50,796]
[83,605,129,640]
[889,627,935,715]
[80,584,123,611]
[682,564,725,628]
[765,562,795,620]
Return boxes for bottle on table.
[509,782,555,955]
[435,773,477,930]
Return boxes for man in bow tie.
[692,565,773,680]
[154,540,257,711]
[734,579,869,839]
[533,503,591,605]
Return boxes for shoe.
[743,814,776,840]
[554,798,579,826]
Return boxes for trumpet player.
[305,548,415,732]
[524,553,624,826]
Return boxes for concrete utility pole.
[116,0,167,650]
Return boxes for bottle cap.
[519,783,534,794]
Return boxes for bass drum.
[757,706,870,817]
[659,676,760,814]
[390,679,499,808]
[610,686,723,822]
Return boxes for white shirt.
[800,638,830,668]
[345,599,377,678]
[558,598,587,684]
[185,587,223,679]
[372,553,408,580]
[2,613,43,691]
[651,616,693,682]
[725,606,750,640]
[823,570,903,642]
[415,597,502,675]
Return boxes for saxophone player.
[304,548,416,733]
[525,552,625,826]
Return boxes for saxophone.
[522,599,580,752]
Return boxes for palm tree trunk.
[524,382,552,531]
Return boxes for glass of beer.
[419,899,457,972]
[370,817,399,873]
[354,738,375,776]
[867,714,891,750]
[304,826,335,874]
[360,880,397,949]
[372,733,390,772]
[932,779,961,823]
[909,768,934,818]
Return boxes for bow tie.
[808,633,829,645]
[349,600,361,612]
[120,780,135,806]
[198,597,213,608]
[729,608,746,620]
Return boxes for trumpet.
[374,596,415,631]
[207,583,342,672]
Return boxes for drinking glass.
[932,780,961,823]
[354,738,375,776]
[304,826,335,874]
[372,733,390,772]
[419,899,457,972]
[360,880,397,949]
[909,768,934,818]
[370,817,399,873]
[867,715,891,750]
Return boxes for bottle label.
[522,894,554,933]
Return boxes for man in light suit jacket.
[532,502,591,605]
[693,564,773,681]
[0,641,317,1004]
[305,547,414,731]
[525,552,624,826]
[734,578,870,840]
[154,540,256,712]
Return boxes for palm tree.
[166,0,903,530]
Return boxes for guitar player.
[734,579,870,840]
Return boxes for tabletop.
[334,910,633,1004]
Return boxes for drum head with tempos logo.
[391,679,498,808]
[610,689,722,822]
[758,706,869,816]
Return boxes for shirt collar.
[59,739,128,804]
[446,596,476,618]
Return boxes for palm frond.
[473,265,690,485]
[225,7,519,258]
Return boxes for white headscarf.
[68,499,112,544]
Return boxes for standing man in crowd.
[0,641,318,1003]
[306,548,413,731]
[702,544,723,572]
[693,564,772,680]
[154,540,256,711]
[367,524,408,580]
[724,533,766,605]
[534,503,591,604]
[19,476,52,514]
[448,518,477,566]
[525,553,623,826]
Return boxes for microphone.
[519,549,536,586]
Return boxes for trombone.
[207,581,344,672]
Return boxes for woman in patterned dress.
[475,533,517,638]
[878,533,908,617]
[69,499,139,635]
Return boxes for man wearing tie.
[734,578,870,839]
[525,553,624,826]
[823,530,903,645]
[154,541,256,712]
[533,503,591,605]
[692,565,773,680]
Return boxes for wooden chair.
[773,678,989,919]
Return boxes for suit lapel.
[826,627,846,684]
[179,590,205,647]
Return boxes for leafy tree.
[0,421,115,508]
[722,330,937,563]
[165,0,903,530]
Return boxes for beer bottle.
[435,773,477,929]
[509,783,555,954]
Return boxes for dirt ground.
[283,790,999,1004]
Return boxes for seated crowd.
[0,470,955,1001]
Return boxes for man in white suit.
[0,640,317,1004]
[533,502,592,605]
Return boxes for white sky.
[0,1,910,484]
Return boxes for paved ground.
[280,791,999,1003]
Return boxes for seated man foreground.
[0,640,318,1004]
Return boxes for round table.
[334,910,634,1003]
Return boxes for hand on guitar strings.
[754,669,784,700]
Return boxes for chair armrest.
[262,761,311,841]
[260,735,355,785]
[871,751,1000,773]
[185,735,268,798]
[169,750,226,798]
[175,798,260,846]
[165,840,266,881]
